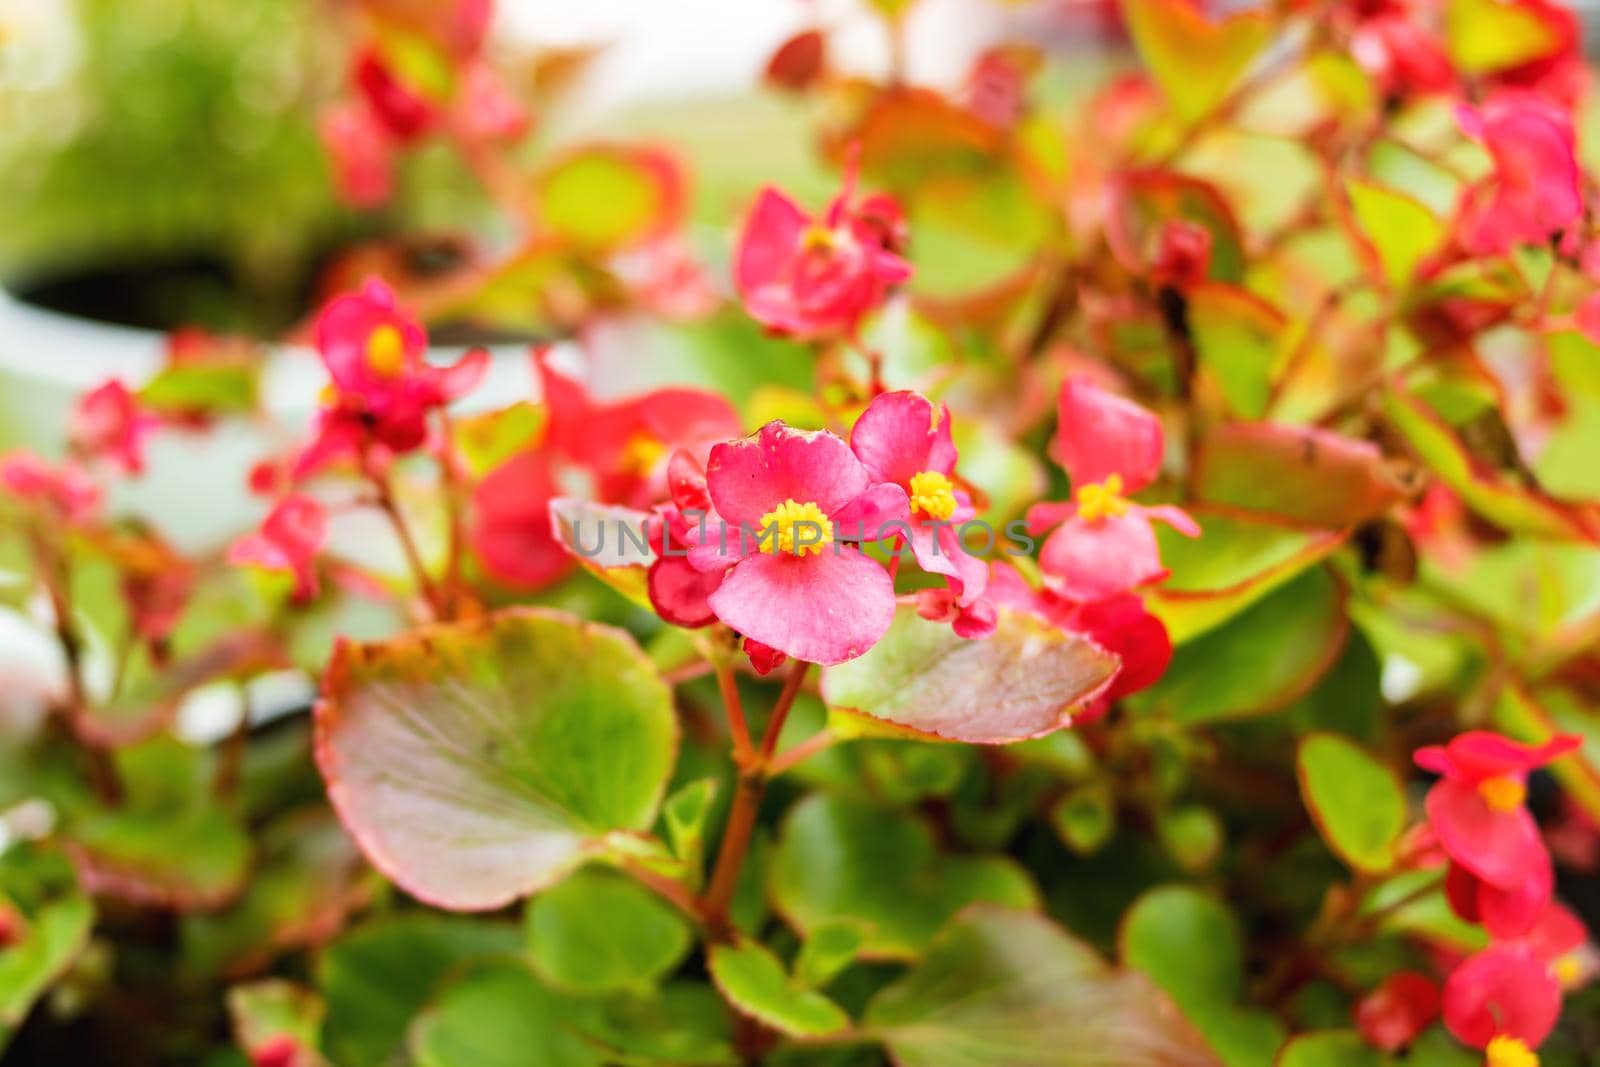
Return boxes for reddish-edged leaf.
[1122,0,1271,124]
[1107,171,1247,284]
[315,608,677,910]
[1194,422,1410,527]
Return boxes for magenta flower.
[850,390,988,609]
[1456,94,1583,254]
[228,496,329,603]
[734,162,911,340]
[319,102,396,209]
[69,380,158,476]
[297,279,486,477]
[1026,378,1198,602]
[1415,731,1579,889]
[693,422,900,665]
[1442,943,1561,1061]
[1355,971,1440,1054]
[646,451,726,629]
[0,452,100,522]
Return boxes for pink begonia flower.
[0,452,101,522]
[353,47,440,142]
[1456,94,1583,255]
[228,496,329,603]
[320,103,396,209]
[1442,944,1562,1060]
[1482,0,1585,107]
[69,380,158,475]
[1517,901,1597,991]
[734,159,911,340]
[850,390,988,610]
[1354,970,1441,1053]
[451,61,531,143]
[645,451,725,629]
[1444,856,1553,940]
[1027,378,1198,602]
[692,422,901,665]
[296,279,486,478]
[474,351,740,592]
[1151,219,1213,290]
[1415,731,1580,888]
[1349,4,1457,99]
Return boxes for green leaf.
[1296,734,1407,873]
[794,921,866,989]
[524,867,691,995]
[0,848,94,1048]
[770,794,1038,959]
[906,169,1051,307]
[1147,510,1346,642]
[139,361,259,416]
[1445,0,1564,74]
[663,778,718,879]
[1119,887,1285,1067]
[454,403,546,478]
[1188,283,1285,419]
[1051,783,1117,856]
[1107,171,1247,284]
[867,905,1222,1067]
[1130,567,1347,724]
[1123,0,1270,123]
[1345,179,1444,289]
[572,982,736,1065]
[318,915,522,1067]
[534,147,681,252]
[1195,422,1407,528]
[820,607,1120,743]
[226,980,328,1066]
[315,607,678,910]
[1276,1030,1385,1067]
[707,939,850,1037]
[409,960,602,1067]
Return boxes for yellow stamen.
[1479,775,1527,813]
[757,499,834,557]
[1076,474,1130,524]
[1553,953,1584,988]
[801,224,836,252]
[909,470,958,522]
[620,434,667,476]
[366,324,406,377]
[1487,1035,1538,1067]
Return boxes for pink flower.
[1151,219,1213,290]
[0,452,100,522]
[692,422,899,665]
[1415,731,1579,889]
[850,390,987,611]
[1349,8,1457,98]
[320,102,396,209]
[734,160,911,339]
[1456,94,1583,254]
[297,279,486,477]
[1444,857,1553,940]
[473,452,573,591]
[228,496,329,603]
[1442,944,1562,1058]
[645,451,725,628]
[353,47,440,142]
[69,380,157,475]
[1482,0,1585,107]
[1355,971,1441,1053]
[451,61,531,143]
[1027,379,1198,602]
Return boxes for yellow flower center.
[1479,775,1527,813]
[758,499,834,557]
[1076,474,1130,524]
[909,470,958,521]
[1487,1035,1539,1067]
[365,324,406,377]
[801,224,837,252]
[1553,952,1584,988]
[620,433,667,476]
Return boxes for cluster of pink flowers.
[1357,732,1592,1065]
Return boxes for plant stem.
[713,657,754,765]
[759,660,810,764]
[370,467,446,621]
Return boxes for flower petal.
[1426,778,1547,888]
[705,422,869,528]
[1053,377,1164,492]
[1442,944,1561,1049]
[706,548,895,665]
[1039,512,1166,602]
[850,390,939,486]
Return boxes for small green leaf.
[139,362,258,416]
[794,921,865,989]
[0,848,94,1049]
[1119,887,1285,1067]
[1445,0,1564,74]
[663,778,718,878]
[315,608,678,910]
[821,607,1120,743]
[707,939,850,1037]
[409,960,602,1067]
[1297,734,1409,873]
[868,906,1222,1067]
[534,147,681,252]
[524,867,692,995]
[1346,179,1444,289]
[1123,0,1270,123]
[226,980,327,1066]
[1051,784,1116,856]
[454,403,546,478]
[1188,283,1285,419]
[770,794,1037,959]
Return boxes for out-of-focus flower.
[1027,379,1198,602]
[1349,3,1457,98]
[297,279,486,477]
[320,103,396,209]
[69,380,158,475]
[228,496,329,603]
[1441,944,1561,1059]
[1151,219,1213,291]
[1456,95,1582,254]
[0,453,100,523]
[734,160,911,340]
[690,422,900,665]
[1355,970,1441,1053]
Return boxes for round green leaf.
[707,939,850,1038]
[524,867,691,994]
[770,793,1037,960]
[534,147,680,252]
[867,906,1222,1067]
[1296,733,1406,873]
[315,608,677,910]
[821,607,1121,743]
[409,961,601,1067]
[1275,1030,1384,1067]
